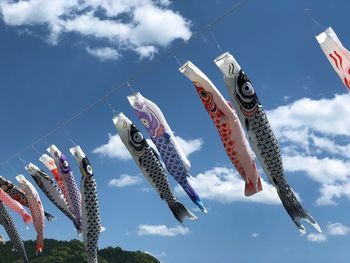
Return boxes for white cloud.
[134,45,158,60]
[108,174,142,188]
[92,134,131,160]
[137,224,190,237]
[0,0,191,59]
[93,134,202,161]
[251,233,259,238]
[307,233,327,243]
[266,93,350,206]
[327,222,350,236]
[267,93,350,136]
[307,222,350,243]
[282,155,350,184]
[86,47,120,61]
[175,136,203,157]
[175,166,280,205]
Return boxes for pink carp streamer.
[0,188,32,225]
[180,61,262,196]
[16,175,45,254]
[316,27,350,91]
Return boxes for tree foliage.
[0,239,160,263]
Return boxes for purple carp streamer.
[113,112,197,223]
[316,27,350,91]
[214,52,321,233]
[180,61,262,196]
[0,201,29,262]
[70,145,102,263]
[0,175,54,221]
[25,163,79,232]
[47,145,83,234]
[128,92,207,213]
[16,174,45,254]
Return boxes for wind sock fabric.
[40,153,69,202]
[214,52,321,233]
[128,92,207,212]
[113,112,197,223]
[0,175,54,221]
[47,145,83,234]
[0,201,29,263]
[316,27,350,91]
[25,163,79,232]
[16,174,45,254]
[0,187,32,225]
[70,145,102,263]
[180,61,262,196]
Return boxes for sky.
[0,0,349,262]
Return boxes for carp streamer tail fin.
[44,211,56,222]
[168,200,198,223]
[277,188,321,234]
[244,177,263,197]
[182,176,207,214]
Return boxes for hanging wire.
[31,145,42,155]
[305,8,327,35]
[0,0,250,167]
[104,96,118,116]
[173,55,183,67]
[63,126,78,146]
[127,80,136,93]
[17,153,29,166]
[6,160,18,175]
[208,27,223,53]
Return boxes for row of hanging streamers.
[0,0,250,172]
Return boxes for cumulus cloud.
[327,222,350,236]
[251,233,259,238]
[86,47,120,61]
[0,0,191,59]
[108,174,142,188]
[175,136,203,157]
[307,222,350,243]
[137,224,189,237]
[175,166,280,205]
[92,134,131,160]
[266,93,350,206]
[267,93,350,136]
[307,233,327,243]
[93,134,202,160]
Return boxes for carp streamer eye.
[200,90,208,98]
[241,82,255,96]
[63,160,69,168]
[141,118,150,128]
[86,165,93,175]
[133,132,143,143]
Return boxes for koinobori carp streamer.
[40,153,69,202]
[180,61,262,196]
[113,112,197,223]
[0,201,29,263]
[16,174,45,254]
[0,175,55,221]
[0,187,32,225]
[47,145,83,234]
[214,52,321,233]
[128,92,207,213]
[70,145,103,263]
[25,163,79,232]
[316,27,350,91]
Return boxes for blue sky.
[0,0,349,262]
